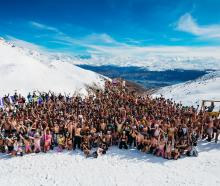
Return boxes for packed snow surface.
[154,71,220,106]
[0,38,105,96]
[0,142,219,186]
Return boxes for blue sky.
[0,0,220,56]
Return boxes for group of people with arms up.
[0,79,219,159]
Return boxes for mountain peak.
[0,38,105,96]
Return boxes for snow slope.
[0,38,105,96]
[154,71,220,106]
[0,141,219,186]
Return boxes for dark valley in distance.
[78,65,208,88]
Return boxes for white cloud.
[6,35,220,71]
[85,44,220,59]
[15,20,220,59]
[61,33,128,48]
[176,13,220,39]
[28,20,125,48]
[29,21,121,47]
[54,32,128,52]
[29,21,61,33]
[84,33,116,44]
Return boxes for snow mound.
[0,142,220,186]
[154,71,220,106]
[0,38,105,96]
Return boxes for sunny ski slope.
[0,38,105,96]
[154,71,220,107]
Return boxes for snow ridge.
[154,70,220,106]
[0,38,105,96]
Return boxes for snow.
[0,141,219,186]
[0,38,105,96]
[1,37,220,186]
[154,71,220,106]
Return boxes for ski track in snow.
[0,141,220,186]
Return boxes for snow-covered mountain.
[0,38,105,96]
[2,37,219,107]
[154,71,220,107]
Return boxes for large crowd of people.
[0,79,219,159]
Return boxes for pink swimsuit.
[25,145,31,152]
[44,134,52,145]
[34,138,41,151]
